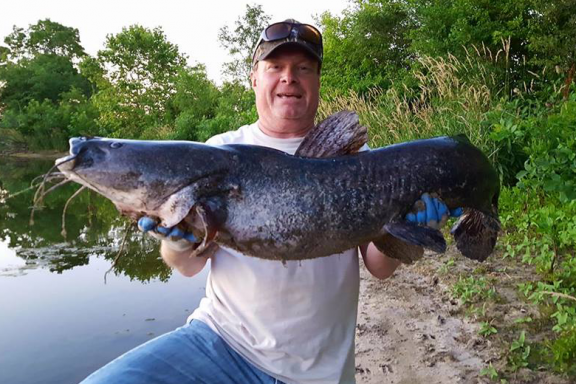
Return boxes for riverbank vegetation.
[1,0,575,380]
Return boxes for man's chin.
[273,108,308,120]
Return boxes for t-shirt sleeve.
[205,125,250,146]
[205,134,226,146]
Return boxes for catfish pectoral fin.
[383,222,447,253]
[157,184,198,228]
[373,233,424,264]
[450,210,500,262]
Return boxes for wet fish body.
[56,134,500,262]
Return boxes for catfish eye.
[110,142,123,149]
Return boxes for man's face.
[251,47,320,125]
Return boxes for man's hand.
[405,193,462,229]
[138,217,198,252]
[364,193,462,268]
[139,216,209,277]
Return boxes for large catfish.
[55,112,500,263]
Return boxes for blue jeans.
[81,321,284,384]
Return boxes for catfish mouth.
[55,156,107,196]
[55,154,77,172]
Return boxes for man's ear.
[250,71,257,89]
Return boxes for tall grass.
[318,44,509,156]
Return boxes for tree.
[526,0,576,98]
[218,3,271,84]
[93,25,187,137]
[408,0,538,92]
[319,0,415,94]
[0,19,90,111]
[0,19,95,150]
[407,0,576,95]
[172,64,219,140]
[2,19,85,63]
[0,54,91,111]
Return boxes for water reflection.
[0,156,171,281]
[0,156,208,384]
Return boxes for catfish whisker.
[28,174,71,226]
[33,156,76,207]
[33,167,60,206]
[30,172,65,188]
[34,179,72,204]
[30,157,76,226]
[61,186,87,239]
[6,184,42,200]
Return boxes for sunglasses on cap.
[252,21,323,67]
[260,21,322,45]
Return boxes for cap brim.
[254,40,322,67]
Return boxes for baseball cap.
[252,19,323,68]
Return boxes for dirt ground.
[354,248,572,384]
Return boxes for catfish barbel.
[54,116,500,263]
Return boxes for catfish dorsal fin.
[295,111,368,158]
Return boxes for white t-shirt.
[189,121,360,384]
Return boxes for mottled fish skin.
[217,137,499,261]
[56,133,500,262]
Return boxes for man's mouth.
[277,93,302,99]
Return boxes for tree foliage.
[92,25,187,137]
[0,54,91,110]
[171,64,220,140]
[2,18,85,63]
[218,3,271,84]
[0,19,94,150]
[319,0,414,94]
[1,2,575,147]
[525,0,576,97]
[408,0,576,92]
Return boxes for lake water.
[0,156,209,384]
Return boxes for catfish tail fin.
[450,209,500,262]
[295,111,368,158]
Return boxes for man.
[83,20,458,384]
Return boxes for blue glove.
[405,193,463,229]
[138,216,198,252]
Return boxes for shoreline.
[0,151,67,159]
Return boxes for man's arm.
[160,244,208,277]
[360,243,401,280]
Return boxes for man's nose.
[280,67,298,83]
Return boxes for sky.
[0,0,350,83]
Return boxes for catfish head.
[56,137,232,227]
